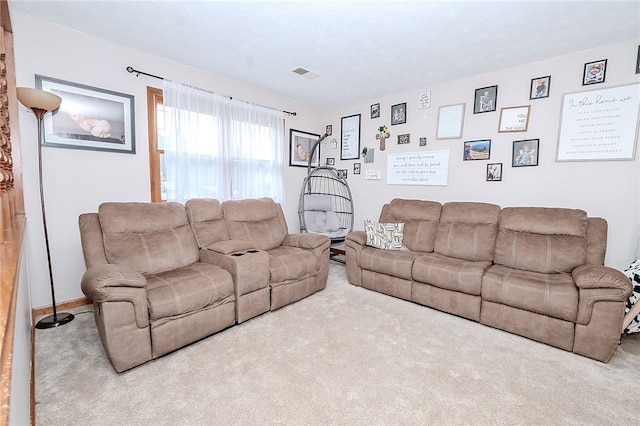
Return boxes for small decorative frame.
[371,103,380,119]
[398,134,410,145]
[498,105,531,133]
[391,102,407,125]
[337,169,348,179]
[325,124,332,136]
[419,137,427,147]
[474,85,498,113]
[463,139,491,161]
[36,74,135,153]
[486,163,502,181]
[289,128,320,167]
[530,76,551,99]
[512,139,539,167]
[636,45,640,74]
[583,59,607,85]
[353,163,361,175]
[340,114,361,160]
[326,157,335,166]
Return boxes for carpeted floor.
[36,263,639,425]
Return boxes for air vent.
[292,67,321,80]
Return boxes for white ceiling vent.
[292,67,321,80]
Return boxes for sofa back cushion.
[494,207,588,273]
[434,202,500,261]
[222,198,288,251]
[185,198,230,248]
[99,202,199,275]
[379,198,442,252]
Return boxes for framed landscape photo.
[289,128,320,167]
[498,105,531,132]
[36,74,136,154]
[512,139,539,167]
[371,103,380,119]
[474,85,498,113]
[583,59,607,85]
[391,102,406,125]
[486,163,502,181]
[463,139,491,161]
[530,76,551,99]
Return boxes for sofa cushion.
[364,220,407,250]
[482,264,578,322]
[412,253,492,296]
[185,198,230,248]
[494,207,588,274]
[268,246,318,284]
[146,262,235,322]
[359,246,423,281]
[434,202,500,262]
[379,199,442,252]
[223,198,288,251]
[99,202,199,275]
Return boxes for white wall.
[11,9,640,309]
[321,40,640,271]
[11,11,323,308]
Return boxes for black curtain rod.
[126,66,297,116]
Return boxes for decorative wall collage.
[291,45,640,185]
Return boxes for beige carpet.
[36,264,639,425]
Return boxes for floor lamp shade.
[17,87,74,329]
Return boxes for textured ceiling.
[9,0,640,109]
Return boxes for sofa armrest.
[346,230,366,246]
[206,239,255,255]
[573,264,632,325]
[282,233,330,250]
[81,264,149,328]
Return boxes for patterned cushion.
[364,220,407,250]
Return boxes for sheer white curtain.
[161,79,284,203]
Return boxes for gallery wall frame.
[341,114,361,160]
[36,74,136,154]
[463,139,491,161]
[474,85,498,113]
[486,163,502,181]
[498,105,531,133]
[371,103,380,119]
[436,103,465,139]
[289,128,320,167]
[582,59,607,85]
[512,138,539,167]
[530,76,551,99]
[391,102,406,125]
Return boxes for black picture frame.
[36,74,136,154]
[325,124,332,136]
[463,139,491,161]
[289,128,320,167]
[398,134,410,145]
[636,45,640,74]
[353,163,361,175]
[326,157,335,166]
[391,102,406,125]
[530,76,551,99]
[337,169,348,179]
[371,103,380,119]
[419,137,427,147]
[486,163,502,181]
[474,85,498,113]
[512,139,539,167]
[583,59,607,85]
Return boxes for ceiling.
[9,0,640,109]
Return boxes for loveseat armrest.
[206,239,256,255]
[345,231,367,286]
[81,264,149,328]
[346,230,366,246]
[282,233,330,250]
[573,264,632,325]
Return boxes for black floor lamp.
[16,87,74,329]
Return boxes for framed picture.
[530,76,551,99]
[391,102,406,125]
[474,85,498,113]
[498,105,531,133]
[486,163,502,181]
[512,139,539,167]
[419,137,427,147]
[463,139,491,161]
[353,163,361,175]
[398,134,410,145]
[436,103,465,139]
[289,128,320,167]
[325,124,332,136]
[337,169,348,179]
[35,75,135,153]
[636,45,640,74]
[326,157,335,166]
[341,114,361,160]
[371,103,380,119]
[583,59,607,85]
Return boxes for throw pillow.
[364,220,407,250]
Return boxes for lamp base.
[35,312,74,329]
